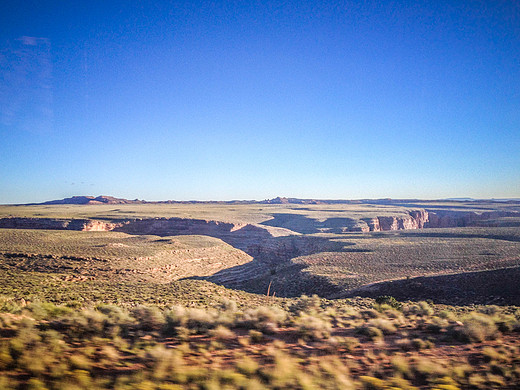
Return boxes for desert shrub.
[0,342,13,370]
[338,336,360,352]
[411,338,433,350]
[260,350,301,388]
[0,296,22,314]
[0,313,19,335]
[403,301,434,317]
[51,309,106,339]
[209,325,235,341]
[359,375,387,390]
[240,306,287,333]
[450,363,473,381]
[367,318,397,335]
[481,346,508,363]
[236,356,259,376]
[426,316,449,333]
[430,375,461,390]
[18,340,63,378]
[216,299,239,325]
[26,378,48,390]
[494,314,519,333]
[288,294,322,315]
[479,305,500,316]
[356,325,383,341]
[40,329,66,355]
[395,338,413,351]
[295,314,331,340]
[438,310,457,321]
[97,304,133,336]
[96,344,120,366]
[144,345,183,380]
[9,319,40,358]
[391,355,411,378]
[131,305,165,331]
[375,296,402,310]
[412,358,448,384]
[360,309,380,319]
[26,302,72,320]
[185,308,217,333]
[248,330,263,343]
[316,356,354,389]
[161,306,220,335]
[162,305,187,336]
[69,353,92,370]
[457,313,498,343]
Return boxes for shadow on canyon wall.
[345,266,520,306]
[112,218,350,297]
[261,213,360,234]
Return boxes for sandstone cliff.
[0,208,518,236]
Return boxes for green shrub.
[375,296,402,310]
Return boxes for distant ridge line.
[16,195,520,206]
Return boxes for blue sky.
[1,0,519,203]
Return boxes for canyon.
[1,199,519,298]
[1,208,517,235]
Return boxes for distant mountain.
[40,196,145,205]
[30,195,520,206]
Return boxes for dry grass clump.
[209,325,236,341]
[239,306,287,333]
[295,313,332,340]
[288,294,322,314]
[403,301,434,317]
[367,318,397,335]
[356,325,384,341]
[425,316,450,333]
[457,312,498,343]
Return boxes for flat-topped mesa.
[41,195,144,205]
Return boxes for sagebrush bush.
[209,325,235,341]
[403,301,434,317]
[295,314,331,340]
[240,306,287,333]
[458,313,498,343]
[288,294,322,315]
[367,318,397,335]
[356,325,384,341]
[375,296,402,310]
[131,305,165,331]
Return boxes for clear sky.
[1,0,519,203]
